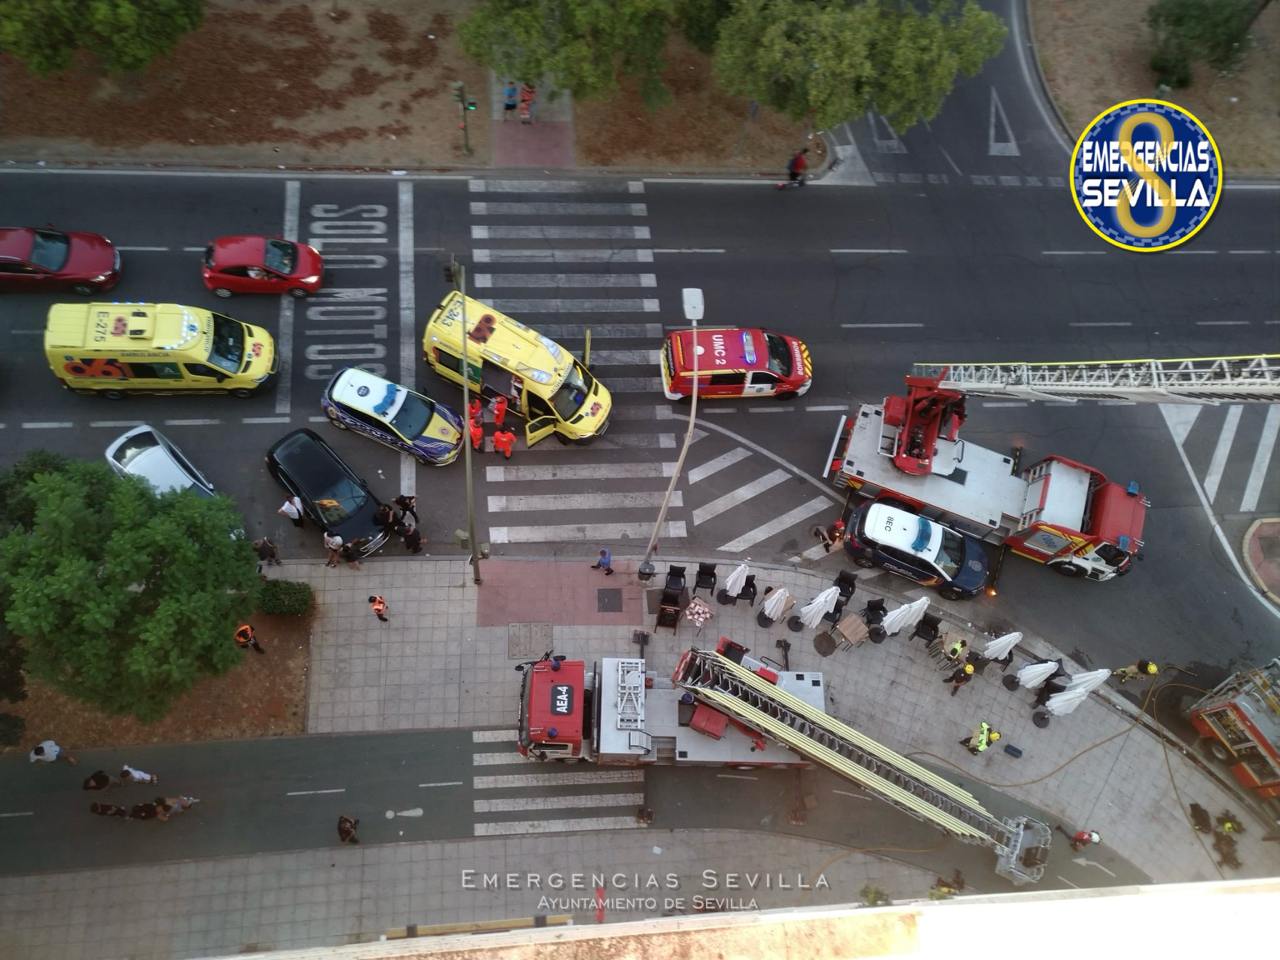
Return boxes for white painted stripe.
[832,789,869,800]
[692,469,789,525]
[1041,250,1106,255]
[488,521,686,545]
[610,377,664,392]
[1227,249,1269,255]
[164,418,221,426]
[1196,320,1249,326]
[9,329,42,335]
[489,298,660,313]
[471,752,528,765]
[475,771,644,789]
[115,245,169,251]
[1069,322,1132,328]
[304,325,389,337]
[471,179,644,193]
[22,422,73,429]
[89,420,144,428]
[716,774,757,781]
[470,202,647,216]
[1098,400,1136,406]
[1240,405,1280,512]
[241,416,293,424]
[785,542,834,564]
[472,225,651,239]
[1203,405,1243,502]
[0,811,34,818]
[472,729,516,742]
[537,323,663,339]
[717,495,833,552]
[746,406,788,414]
[325,254,389,269]
[474,248,655,263]
[839,322,924,329]
[487,462,675,482]
[275,180,299,417]
[1170,250,1217,255]
[699,407,737,415]
[419,781,464,788]
[687,447,751,484]
[805,405,846,412]
[589,349,660,365]
[597,433,676,449]
[489,491,680,512]
[286,788,345,796]
[398,181,417,498]
[828,248,908,254]
[308,415,330,422]
[474,793,645,814]
[474,816,645,836]
[476,272,657,289]
[982,401,1028,408]
[652,248,725,254]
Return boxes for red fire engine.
[825,373,1148,582]
[1189,659,1280,805]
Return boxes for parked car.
[202,235,323,298]
[322,367,464,465]
[105,425,216,497]
[845,500,990,600]
[265,429,389,556]
[0,226,120,294]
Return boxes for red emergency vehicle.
[660,327,812,401]
[1189,659,1280,805]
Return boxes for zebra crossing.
[1162,403,1280,518]
[469,729,647,836]
[467,178,841,560]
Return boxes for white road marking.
[1056,875,1082,889]
[489,298,660,313]
[678,414,843,505]
[115,245,170,251]
[988,86,1020,156]
[471,202,647,216]
[687,448,751,484]
[164,419,221,426]
[286,788,345,796]
[475,793,645,813]
[611,404,667,422]
[718,495,833,552]
[596,433,676,449]
[652,248,726,253]
[274,179,300,418]
[89,420,144,428]
[488,521,686,545]
[487,461,675,482]
[471,730,516,742]
[475,770,644,789]
[22,422,73,429]
[587,349,660,365]
[609,377,664,392]
[0,812,34,818]
[473,225,651,239]
[474,248,655,263]
[982,401,1028,408]
[692,469,789,525]
[471,752,528,765]
[939,147,963,177]
[698,408,737,415]
[805,405,847,412]
[488,491,681,512]
[1009,0,1071,153]
[716,774,757,781]
[1203,405,1242,502]
[1195,320,1249,326]
[746,407,788,414]
[1240,405,1280,512]
[785,542,835,563]
[1071,856,1117,877]
[470,179,644,193]
[840,322,924,329]
[308,415,329,423]
[304,325,389,337]
[1042,251,1106,256]
[398,181,417,498]
[475,273,657,289]
[419,781,464,788]
[537,323,663,339]
[1227,250,1269,255]
[474,816,645,836]
[829,248,908,254]
[1170,250,1217,255]
[1069,322,1131,327]
[241,416,292,424]
[833,789,869,800]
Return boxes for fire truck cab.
[660,327,812,401]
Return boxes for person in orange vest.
[469,396,484,423]
[368,595,389,623]
[468,417,484,451]
[492,394,508,427]
[235,623,264,654]
[491,427,516,459]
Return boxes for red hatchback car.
[202,235,324,298]
[0,226,120,294]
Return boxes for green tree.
[0,0,205,75]
[0,620,26,747]
[1148,0,1271,88]
[677,0,734,52]
[460,0,679,107]
[713,0,1007,131]
[0,459,257,722]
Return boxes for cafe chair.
[693,562,718,596]
[737,574,758,607]
[665,564,687,593]
[822,597,848,625]
[656,587,684,633]
[861,597,887,627]
[912,612,943,645]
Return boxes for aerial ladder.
[673,648,1052,886]
[912,354,1280,405]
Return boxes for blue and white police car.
[321,367,464,466]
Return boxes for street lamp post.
[640,288,703,581]
[444,256,483,585]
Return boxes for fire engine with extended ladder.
[1188,659,1280,812]
[516,639,1052,886]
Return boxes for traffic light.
[450,81,464,103]
[466,99,477,111]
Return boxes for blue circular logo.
[1070,100,1222,252]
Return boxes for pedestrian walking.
[337,814,360,844]
[90,802,129,818]
[1055,825,1101,851]
[340,540,363,570]
[491,427,516,460]
[1112,659,1158,683]
[277,495,305,528]
[1189,802,1212,834]
[959,721,1000,755]
[503,80,519,120]
[373,502,396,533]
[943,662,975,696]
[324,531,343,568]
[369,595,389,623]
[253,537,282,574]
[129,801,160,821]
[469,418,485,451]
[234,622,265,655]
[394,494,419,525]
[811,518,845,553]
[777,148,808,189]
[29,739,77,765]
[518,82,536,123]
[82,770,120,791]
[492,394,508,427]
[403,525,424,555]
[155,796,199,820]
[591,547,614,576]
[120,764,159,785]
[469,396,484,422]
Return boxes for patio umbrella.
[880,597,929,637]
[1017,660,1059,689]
[1046,668,1111,716]
[761,586,792,622]
[799,586,841,630]
[723,561,750,598]
[982,631,1022,661]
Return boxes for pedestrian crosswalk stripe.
[598,433,676,449]
[471,751,527,765]
[472,225,651,239]
[692,469,790,525]
[471,730,516,743]
[1240,404,1280,512]
[474,793,646,814]
[470,179,645,194]
[589,349,660,365]
[474,816,646,836]
[1204,405,1242,502]
[488,521,686,545]
[475,272,658,289]
[717,495,834,552]
[787,542,837,564]
[489,491,682,512]
[489,298,660,313]
[487,462,676,482]
[471,201,648,216]
[538,323,663,339]
[687,447,751,484]
[474,248,655,263]
[474,770,645,789]
[609,377,664,392]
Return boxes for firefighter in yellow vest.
[960,721,1000,755]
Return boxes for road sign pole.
[446,256,482,585]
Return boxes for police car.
[845,500,990,601]
[320,368,464,466]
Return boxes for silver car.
[104,425,216,497]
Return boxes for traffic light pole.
[450,80,475,156]
[445,256,482,585]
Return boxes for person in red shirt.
[469,397,484,422]
[492,394,508,427]
[469,418,484,451]
[491,427,516,459]
[778,148,808,189]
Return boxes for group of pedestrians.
[501,80,537,123]
[468,395,517,460]
[31,743,200,823]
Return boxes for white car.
[104,425,216,497]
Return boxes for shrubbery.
[259,579,314,616]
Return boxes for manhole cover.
[508,622,553,659]
[597,587,623,613]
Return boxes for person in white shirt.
[120,764,159,785]
[277,496,305,529]
[29,739,77,765]
[323,531,343,568]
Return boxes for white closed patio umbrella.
[1046,668,1110,716]
[723,561,750,598]
[761,586,792,622]
[1017,660,1060,689]
[880,597,929,637]
[982,631,1022,661]
[799,586,841,630]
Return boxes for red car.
[0,226,120,294]
[202,235,324,298]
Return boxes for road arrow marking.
[1072,856,1116,877]
[386,807,425,818]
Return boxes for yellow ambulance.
[45,302,277,398]
[422,291,611,445]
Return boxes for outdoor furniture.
[665,565,687,593]
[822,597,848,625]
[831,612,870,650]
[693,563,717,596]
[757,588,796,627]
[913,613,943,645]
[834,569,858,602]
[683,595,714,636]
[656,587,684,633]
[718,574,758,607]
[861,597,887,626]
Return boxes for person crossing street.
[491,427,516,460]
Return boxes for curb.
[1241,517,1280,605]
[1021,0,1074,150]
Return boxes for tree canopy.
[0,453,257,722]
[0,0,205,74]
[713,0,1007,131]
